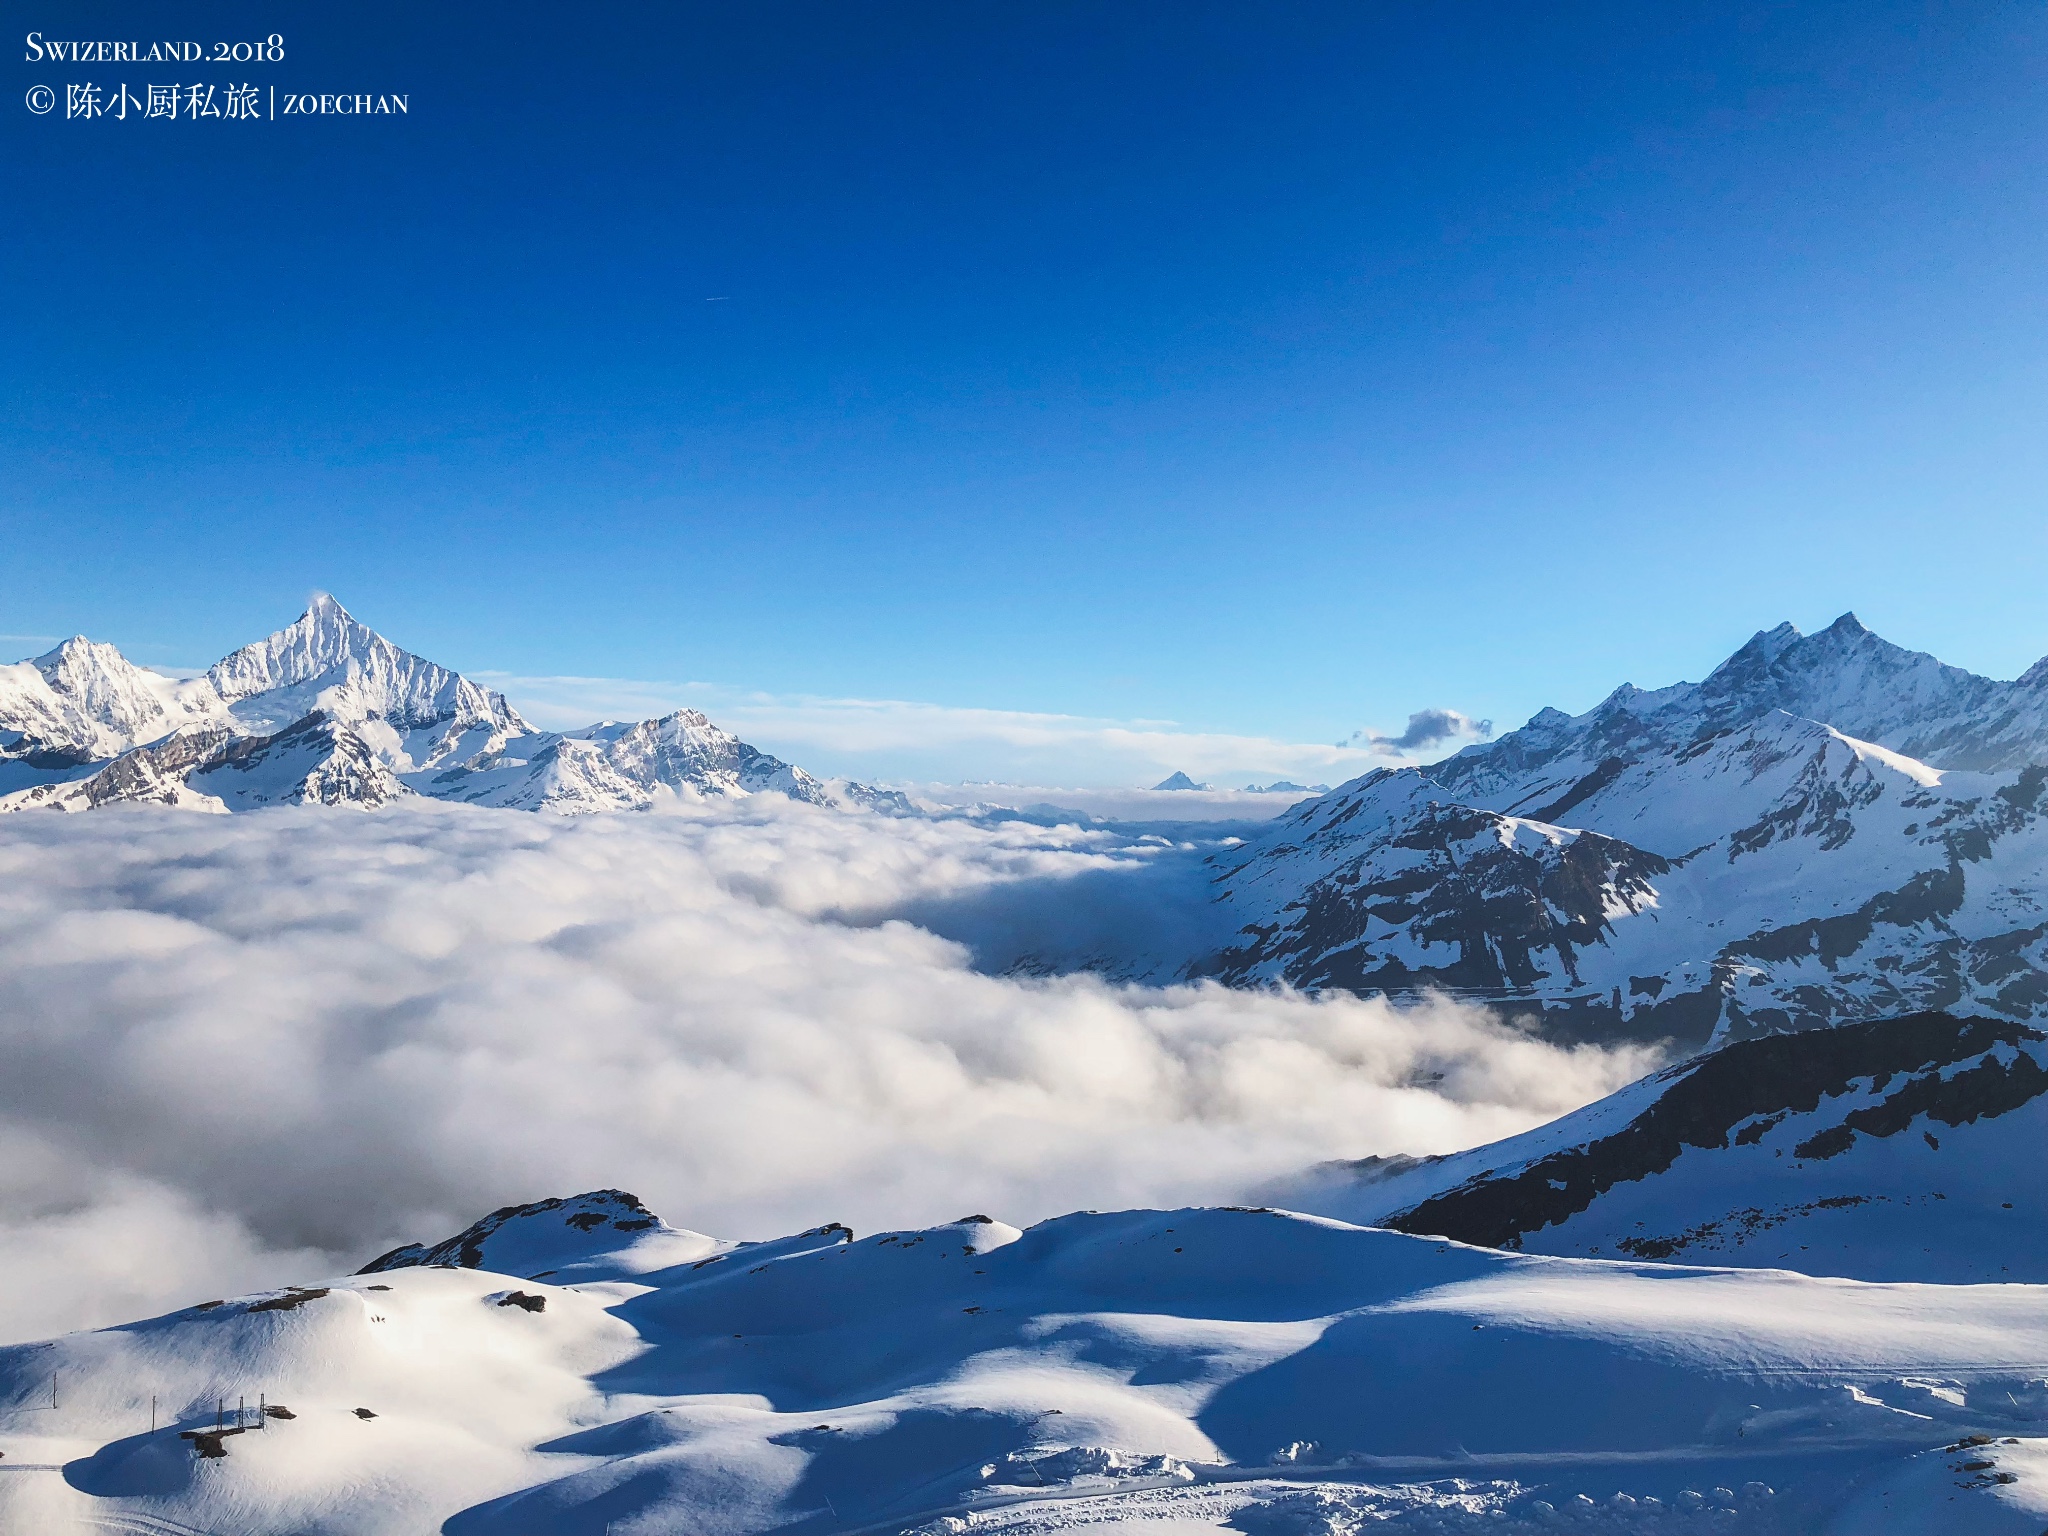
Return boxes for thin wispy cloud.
[478,670,1400,787]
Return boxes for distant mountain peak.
[1153,771,1209,791]
[4,600,902,817]
[208,593,396,699]
[34,634,102,665]
[202,596,528,738]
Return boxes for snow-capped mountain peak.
[205,592,380,700]
[206,593,528,739]
[1689,612,2004,759]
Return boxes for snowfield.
[3,1194,2044,1536]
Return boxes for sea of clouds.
[0,799,1660,1342]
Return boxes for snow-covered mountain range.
[18,602,2048,1049]
[1196,616,2048,1045]
[7,1180,2046,1535]
[0,597,905,815]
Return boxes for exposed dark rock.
[1211,804,1671,1032]
[247,1286,330,1313]
[1525,757,1631,826]
[1383,1011,2048,1250]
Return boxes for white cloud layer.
[478,671,1394,787]
[0,801,1658,1342]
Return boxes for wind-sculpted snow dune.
[2,1193,2045,1535]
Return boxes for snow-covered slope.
[1271,1009,2047,1284]
[0,598,905,816]
[1201,621,2048,1043]
[4,1194,2047,1536]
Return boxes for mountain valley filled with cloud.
[10,7,2048,1527]
[3,600,2048,1533]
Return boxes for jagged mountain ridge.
[0,597,905,816]
[1200,618,2048,1044]
[1433,614,2048,806]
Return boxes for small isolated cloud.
[0,801,1654,1342]
[1341,708,1494,758]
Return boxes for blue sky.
[5,1,2045,784]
